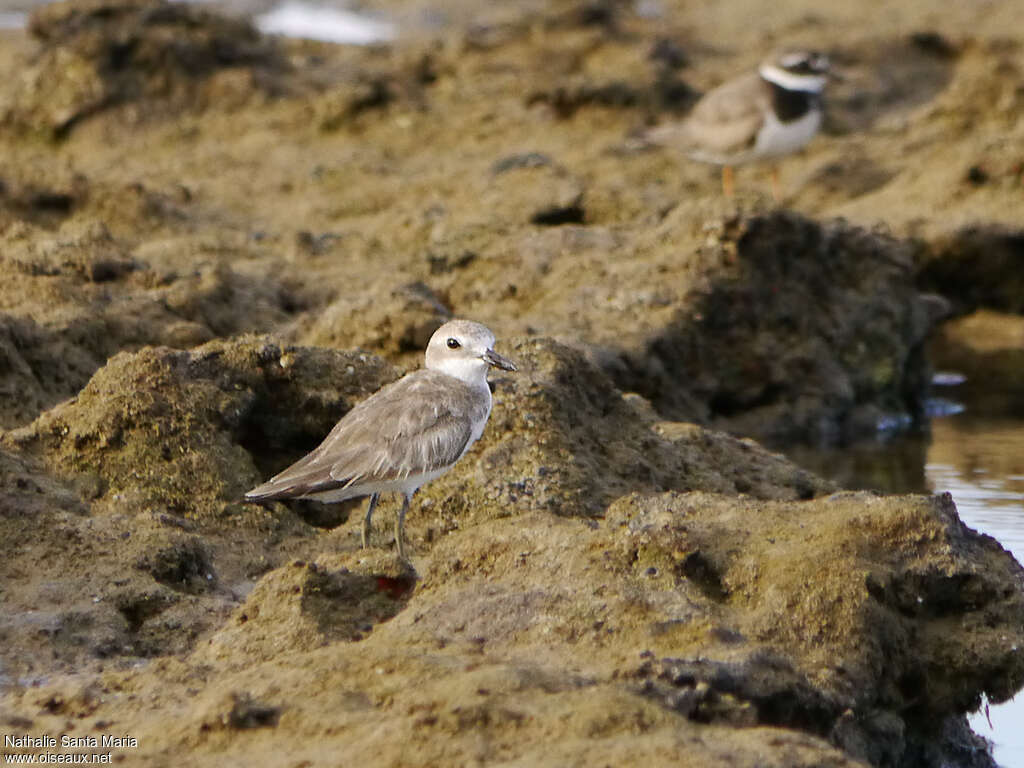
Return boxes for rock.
[194,554,415,668]
[0,222,309,428]
[0,314,103,429]
[1,0,1023,762]
[917,225,1024,314]
[935,309,1024,356]
[3,220,139,282]
[8,330,1018,768]
[487,158,586,226]
[0,446,207,674]
[5,483,1021,767]
[607,212,938,444]
[220,694,282,730]
[0,331,829,667]
[0,336,401,680]
[4,0,285,136]
[820,36,956,136]
[0,331,827,681]
[300,280,452,360]
[528,78,643,118]
[0,174,83,228]
[4,336,400,519]
[420,208,937,446]
[137,538,217,593]
[315,76,395,131]
[416,336,829,541]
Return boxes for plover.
[245,320,516,559]
[645,50,830,196]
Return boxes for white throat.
[430,355,491,389]
[759,64,826,93]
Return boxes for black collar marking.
[767,81,820,122]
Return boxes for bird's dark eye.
[446,338,460,349]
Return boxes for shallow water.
[0,10,27,27]
[783,363,1024,768]
[255,1,395,44]
[0,0,399,44]
[926,415,1024,768]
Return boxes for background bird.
[644,50,831,197]
[245,319,517,559]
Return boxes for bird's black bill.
[482,349,517,371]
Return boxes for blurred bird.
[644,50,831,197]
[245,320,517,559]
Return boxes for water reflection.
[782,431,930,495]
[779,350,1024,767]
[785,415,1024,558]
[926,416,1024,768]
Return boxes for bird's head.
[425,319,517,386]
[760,50,830,93]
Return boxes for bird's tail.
[639,121,692,150]
[243,481,286,502]
[614,122,692,156]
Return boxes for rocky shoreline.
[1,0,1023,765]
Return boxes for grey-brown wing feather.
[245,371,482,500]
[647,72,770,157]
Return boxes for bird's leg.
[361,493,380,549]
[770,166,781,201]
[395,494,411,560]
[721,165,735,197]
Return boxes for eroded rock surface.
[602,212,936,443]
[0,333,830,680]
[4,0,285,136]
[2,330,1023,767]
[1,0,1023,765]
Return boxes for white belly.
[304,466,451,503]
[753,108,821,159]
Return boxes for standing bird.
[245,320,517,559]
[645,50,831,197]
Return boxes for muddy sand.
[1,0,1023,765]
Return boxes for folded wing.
[646,72,770,161]
[244,371,480,501]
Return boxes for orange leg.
[721,165,735,197]
[770,166,781,201]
